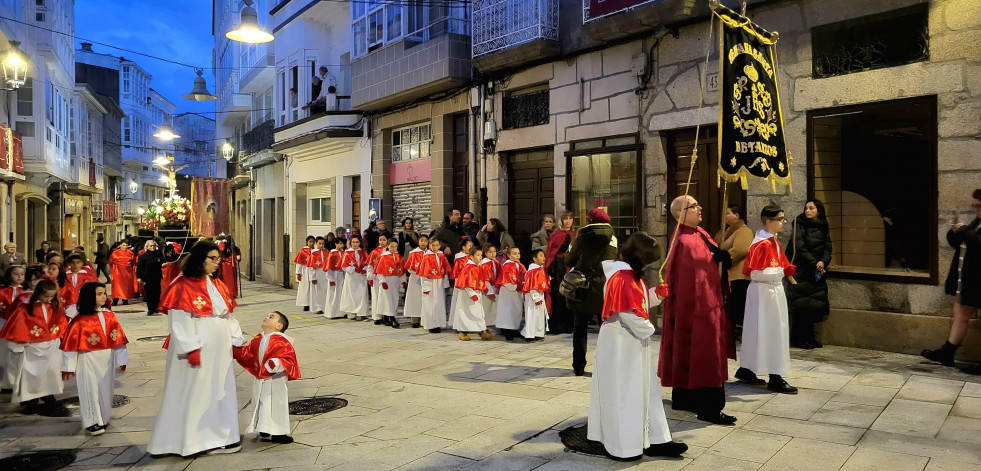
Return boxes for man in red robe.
[109,243,136,305]
[659,195,737,425]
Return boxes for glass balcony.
[472,0,559,59]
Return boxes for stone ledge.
[817,308,981,361]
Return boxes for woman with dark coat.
[785,200,832,349]
[566,208,618,376]
[545,212,575,334]
[922,189,981,371]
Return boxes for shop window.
[310,197,332,223]
[567,135,641,242]
[503,86,549,130]
[807,95,937,283]
[392,123,431,162]
[812,4,929,79]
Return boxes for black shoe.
[207,441,242,454]
[696,412,737,425]
[573,367,585,377]
[921,341,958,367]
[85,424,106,436]
[390,318,400,329]
[0,388,12,394]
[735,367,766,385]
[791,339,815,350]
[811,339,823,348]
[374,319,385,325]
[767,376,798,394]
[302,306,310,312]
[644,441,688,457]
[122,300,128,305]
[259,432,270,438]
[411,323,421,328]
[429,328,441,334]
[270,435,294,444]
[112,299,119,306]
[316,310,324,314]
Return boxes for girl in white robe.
[520,250,549,340]
[402,236,428,328]
[308,239,328,314]
[448,240,473,329]
[496,248,526,340]
[366,234,391,323]
[324,239,347,318]
[60,282,128,435]
[294,236,315,310]
[339,237,369,320]
[588,233,687,459]
[375,240,405,328]
[419,239,449,332]
[0,279,65,408]
[478,245,500,328]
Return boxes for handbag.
[560,246,603,304]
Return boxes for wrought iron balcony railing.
[243,119,275,156]
[472,0,559,58]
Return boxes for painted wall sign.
[389,158,432,185]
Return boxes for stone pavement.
[1,280,979,471]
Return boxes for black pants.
[548,282,573,334]
[729,279,750,326]
[144,280,161,315]
[671,387,725,415]
[96,262,111,283]
[572,310,592,371]
[791,314,816,345]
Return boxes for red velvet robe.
[0,301,68,343]
[109,250,136,299]
[233,333,300,380]
[418,252,450,279]
[219,252,240,298]
[60,310,129,353]
[63,268,99,307]
[658,225,734,389]
[454,262,486,292]
[496,260,526,289]
[341,249,368,273]
[602,270,649,321]
[160,261,183,300]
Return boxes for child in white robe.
[375,239,405,328]
[588,232,687,459]
[324,238,347,318]
[419,239,450,333]
[520,249,549,341]
[308,237,328,314]
[234,311,300,444]
[0,279,66,410]
[293,236,315,310]
[453,247,494,340]
[402,235,429,328]
[496,247,526,341]
[366,234,391,324]
[448,239,474,329]
[478,244,500,328]
[339,236,370,320]
[60,282,128,435]
[735,205,798,394]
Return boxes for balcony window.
[351,1,469,59]
[392,123,431,163]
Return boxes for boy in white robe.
[495,247,526,340]
[520,249,549,341]
[734,205,798,394]
[448,239,474,328]
[293,236,315,310]
[478,244,500,328]
[419,239,449,333]
[403,236,429,328]
[588,232,687,459]
[324,238,347,318]
[308,238,328,314]
[234,311,301,444]
[453,247,493,340]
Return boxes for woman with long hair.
[477,218,516,255]
[545,211,575,334]
[785,199,832,349]
[148,240,244,456]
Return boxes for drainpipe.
[282,155,290,289]
[469,88,479,220]
[249,167,257,281]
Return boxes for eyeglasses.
[683,204,702,211]
[206,256,221,262]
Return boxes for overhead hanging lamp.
[226,0,273,44]
[153,120,180,141]
[2,40,29,89]
[184,69,217,101]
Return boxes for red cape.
[293,247,311,267]
[60,310,129,352]
[159,275,237,317]
[161,261,183,300]
[0,300,68,343]
[366,247,383,271]
[109,250,136,299]
[743,236,791,275]
[602,269,649,321]
[454,262,486,291]
[309,249,328,271]
[521,266,549,294]
[63,268,99,306]
[325,250,343,272]
[479,259,500,286]
[658,225,734,389]
[233,333,300,380]
[376,252,405,277]
[403,249,424,273]
[449,253,468,280]
[544,229,573,311]
[341,249,368,273]
[0,286,25,319]
[418,252,450,279]
[497,260,526,289]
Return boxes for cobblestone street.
[1,280,979,471]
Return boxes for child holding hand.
[234,311,300,444]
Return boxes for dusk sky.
[75,0,217,116]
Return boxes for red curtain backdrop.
[190,178,230,237]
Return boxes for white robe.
[521,268,548,339]
[453,285,486,332]
[295,255,313,307]
[62,312,129,429]
[309,250,328,313]
[6,305,64,402]
[0,318,9,389]
[366,261,384,321]
[740,231,791,376]
[420,277,447,329]
[148,278,246,456]
[447,253,467,326]
[246,332,292,436]
[588,261,671,458]
[324,267,346,318]
[340,253,369,318]
[496,281,524,331]
[479,260,498,327]
[403,272,423,318]
[376,273,404,317]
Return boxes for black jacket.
[137,251,165,282]
[945,218,981,308]
[565,224,618,315]
[430,218,466,255]
[785,215,833,319]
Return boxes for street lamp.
[153,119,180,141]
[226,0,274,44]
[222,141,234,161]
[2,40,29,89]
[129,179,139,194]
[183,69,217,101]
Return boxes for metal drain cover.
[559,424,607,457]
[137,335,169,342]
[0,451,75,471]
[289,397,348,415]
[38,395,131,417]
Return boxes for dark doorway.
[508,149,554,265]
[452,114,470,215]
[665,126,745,240]
[351,176,361,232]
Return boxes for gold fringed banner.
[715,5,791,193]
[190,178,229,237]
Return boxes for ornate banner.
[190,178,230,237]
[717,10,791,191]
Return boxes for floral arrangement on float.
[140,196,191,230]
